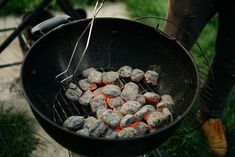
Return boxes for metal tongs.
[55,0,104,84]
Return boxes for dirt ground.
[0,2,129,157]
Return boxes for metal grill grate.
[52,67,163,126]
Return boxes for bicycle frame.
[0,0,83,54]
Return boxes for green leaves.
[126,0,167,18]
[0,0,41,16]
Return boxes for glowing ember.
[79,79,97,91]
[63,66,175,139]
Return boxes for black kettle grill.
[20,17,200,156]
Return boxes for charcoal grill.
[20,17,200,156]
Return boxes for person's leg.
[164,1,230,156]
[201,2,235,156]
[210,0,235,117]
[164,0,218,48]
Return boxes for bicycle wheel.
[18,9,54,54]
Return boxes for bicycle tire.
[0,0,9,10]
[18,9,54,55]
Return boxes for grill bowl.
[21,18,199,156]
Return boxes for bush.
[0,0,116,16]
[0,0,41,15]
[0,106,39,157]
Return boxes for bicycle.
[0,0,87,68]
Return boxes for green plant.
[0,0,116,16]
[72,0,118,5]
[0,106,39,157]
[126,0,167,18]
[0,0,41,15]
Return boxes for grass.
[125,0,235,156]
[0,106,39,157]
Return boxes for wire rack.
[134,16,214,134]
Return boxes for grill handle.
[31,15,72,38]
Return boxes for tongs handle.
[31,15,72,37]
[55,0,104,84]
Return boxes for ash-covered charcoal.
[93,87,103,96]
[144,70,159,85]
[68,82,77,89]
[102,71,119,84]
[136,94,146,105]
[146,111,167,127]
[161,95,174,103]
[82,67,96,78]
[130,122,149,136]
[96,107,110,119]
[120,101,142,115]
[117,128,137,138]
[143,92,160,103]
[76,128,89,136]
[79,90,94,106]
[105,128,118,139]
[134,105,156,121]
[65,82,83,101]
[124,82,139,90]
[90,120,107,137]
[102,85,121,97]
[146,108,173,128]
[162,108,173,123]
[107,97,123,109]
[87,70,102,84]
[84,117,107,137]
[113,106,122,115]
[79,79,97,91]
[120,114,135,127]
[157,95,175,112]
[118,65,132,78]
[90,95,106,113]
[101,110,122,128]
[131,69,144,82]
[63,116,85,130]
[121,82,139,101]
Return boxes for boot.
[201,118,228,157]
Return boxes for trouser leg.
[164,0,218,48]
[208,0,235,118]
[164,0,235,118]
